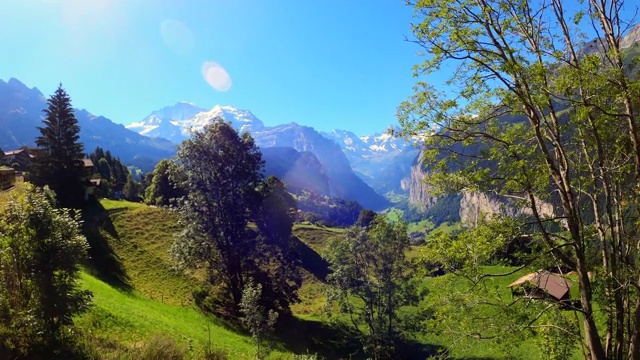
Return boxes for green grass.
[104,203,195,305]
[384,207,404,222]
[0,177,25,210]
[79,199,361,358]
[430,220,462,235]
[407,218,435,234]
[76,272,273,359]
[293,223,344,255]
[99,198,148,211]
[2,184,586,359]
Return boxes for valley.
[1,1,639,359]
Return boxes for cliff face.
[408,152,439,211]
[408,152,555,226]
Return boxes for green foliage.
[172,119,300,317]
[535,309,580,360]
[144,159,184,206]
[240,280,279,359]
[32,85,85,208]
[123,173,139,201]
[295,190,362,227]
[0,183,91,356]
[400,1,640,358]
[326,216,418,359]
[355,209,377,228]
[88,146,131,198]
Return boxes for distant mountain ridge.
[0,77,394,210]
[127,102,390,210]
[127,103,265,143]
[322,128,419,195]
[0,78,176,172]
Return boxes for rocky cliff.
[408,152,439,211]
[409,152,555,227]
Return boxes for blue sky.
[0,0,420,136]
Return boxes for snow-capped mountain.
[323,128,413,160]
[322,129,419,195]
[127,104,264,144]
[183,105,265,136]
[127,105,389,210]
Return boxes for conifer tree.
[33,85,85,208]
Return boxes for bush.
[0,184,91,357]
[136,334,186,360]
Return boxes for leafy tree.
[144,159,184,206]
[252,176,302,313]
[171,119,300,316]
[123,173,139,201]
[0,184,91,356]
[33,85,85,208]
[88,147,131,198]
[326,216,418,359]
[355,209,377,228]
[240,279,279,360]
[97,158,111,182]
[399,1,640,359]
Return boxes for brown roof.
[509,271,573,300]
[83,158,94,167]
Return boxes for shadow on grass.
[291,236,330,282]
[273,315,363,359]
[272,316,447,359]
[82,199,132,291]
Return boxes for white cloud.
[160,20,195,55]
[201,61,232,92]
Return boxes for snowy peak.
[323,129,370,154]
[185,105,265,135]
[324,127,409,157]
[126,103,265,144]
[126,101,206,143]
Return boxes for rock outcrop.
[409,151,555,227]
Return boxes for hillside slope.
[78,198,363,358]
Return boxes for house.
[508,271,573,301]
[82,158,94,179]
[82,158,100,200]
[3,146,38,170]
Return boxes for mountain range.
[127,103,394,210]
[0,78,414,210]
[0,78,176,171]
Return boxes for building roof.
[83,158,94,167]
[509,271,573,300]
[4,148,25,156]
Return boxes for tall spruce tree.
[34,85,85,208]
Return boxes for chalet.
[508,271,573,301]
[3,146,38,170]
[82,158,99,200]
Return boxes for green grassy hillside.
[77,198,360,359]
[0,183,566,359]
[77,199,275,358]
